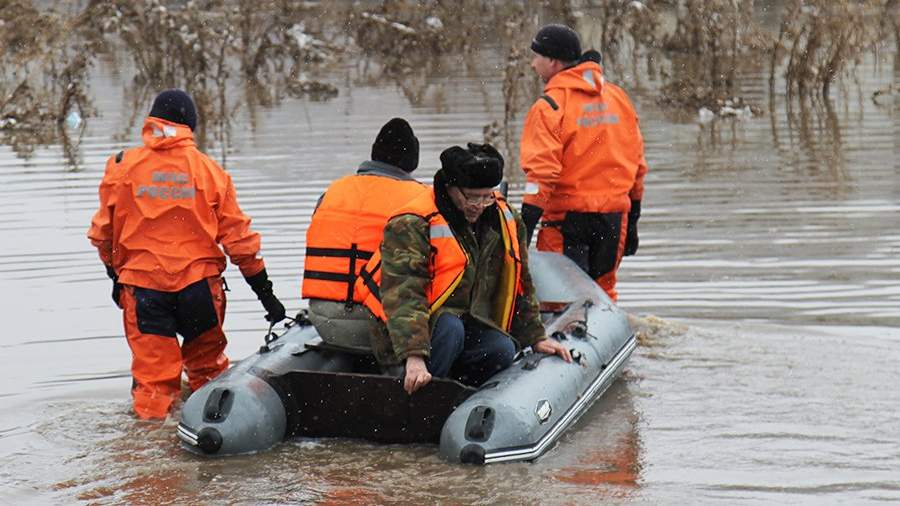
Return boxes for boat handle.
[571,349,583,364]
[522,353,550,370]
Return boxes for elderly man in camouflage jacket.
[356,143,571,394]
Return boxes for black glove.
[245,269,286,323]
[521,203,544,245]
[624,200,640,256]
[105,264,122,308]
[112,283,122,307]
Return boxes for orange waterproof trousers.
[119,277,229,419]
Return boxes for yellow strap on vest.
[493,206,517,331]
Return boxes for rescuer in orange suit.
[301,118,428,351]
[519,24,649,302]
[87,89,286,420]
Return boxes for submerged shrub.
[657,0,768,113]
[0,1,92,165]
[772,0,895,99]
[76,0,339,157]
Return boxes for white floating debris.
[289,24,314,49]
[361,12,416,34]
[65,111,82,129]
[390,21,416,34]
[425,16,443,29]
[698,107,715,123]
[719,105,738,117]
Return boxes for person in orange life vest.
[87,89,286,420]
[519,24,649,302]
[355,143,571,395]
[301,118,428,351]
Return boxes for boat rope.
[259,309,314,353]
[264,322,280,344]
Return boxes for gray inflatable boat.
[177,251,635,464]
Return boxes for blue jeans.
[427,313,516,386]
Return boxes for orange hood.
[544,61,605,96]
[141,116,196,150]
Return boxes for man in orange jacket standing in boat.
[302,118,428,351]
[87,89,286,420]
[519,24,649,302]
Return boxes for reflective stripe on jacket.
[355,189,523,332]
[87,117,264,292]
[519,61,648,215]
[301,172,427,303]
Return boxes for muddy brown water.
[1,25,898,506]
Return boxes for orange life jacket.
[355,189,523,332]
[87,117,264,292]
[520,61,648,215]
[301,173,427,303]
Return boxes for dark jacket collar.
[357,160,416,180]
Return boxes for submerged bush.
[655,0,770,114]
[0,0,894,162]
[0,1,92,164]
[772,0,895,99]
[79,0,339,155]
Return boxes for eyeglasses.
[459,189,496,206]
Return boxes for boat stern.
[177,372,287,456]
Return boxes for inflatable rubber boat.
[177,251,636,464]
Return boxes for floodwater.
[1,10,898,506]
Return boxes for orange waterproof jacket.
[88,117,265,292]
[354,189,523,332]
[301,169,428,303]
[520,61,648,215]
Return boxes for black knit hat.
[531,24,582,63]
[149,89,197,131]
[438,143,504,189]
[371,118,419,173]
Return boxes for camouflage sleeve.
[380,214,433,360]
[509,210,547,347]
